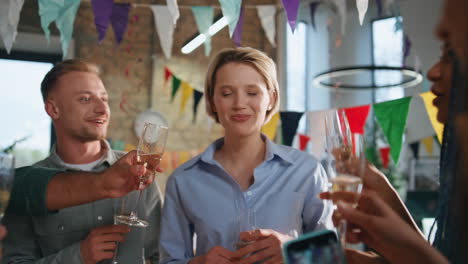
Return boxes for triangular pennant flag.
[298,133,311,151]
[281,0,300,32]
[191,6,214,56]
[379,146,391,169]
[192,89,204,122]
[151,5,176,59]
[39,0,81,58]
[164,67,173,84]
[256,5,276,46]
[331,0,347,35]
[421,136,433,156]
[309,2,320,31]
[280,111,304,146]
[180,81,194,113]
[232,7,244,47]
[262,112,280,140]
[91,0,113,43]
[110,3,130,44]
[306,110,335,159]
[0,0,25,54]
[171,76,181,102]
[409,142,420,159]
[420,92,444,143]
[373,96,412,164]
[406,95,436,143]
[218,0,242,37]
[166,0,180,25]
[356,0,368,25]
[344,105,371,134]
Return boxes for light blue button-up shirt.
[160,136,334,264]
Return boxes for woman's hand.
[234,229,291,264]
[189,246,238,264]
[337,191,448,264]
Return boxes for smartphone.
[282,230,346,264]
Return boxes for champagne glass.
[0,153,14,219]
[114,122,168,228]
[324,110,365,245]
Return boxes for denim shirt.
[2,140,162,264]
[160,136,334,264]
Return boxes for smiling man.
[3,60,161,264]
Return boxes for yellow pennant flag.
[421,136,434,156]
[261,112,280,140]
[179,151,190,165]
[180,81,194,113]
[420,92,444,143]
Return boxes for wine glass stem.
[112,241,120,264]
[338,219,347,246]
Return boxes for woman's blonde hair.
[204,47,280,123]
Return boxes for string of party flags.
[1,0,401,58]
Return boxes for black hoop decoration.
[312,66,423,91]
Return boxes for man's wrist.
[94,171,110,200]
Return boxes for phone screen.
[284,230,346,264]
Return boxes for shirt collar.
[186,134,294,170]
[48,139,115,169]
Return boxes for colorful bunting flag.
[281,0,300,32]
[39,0,81,58]
[191,6,214,56]
[344,105,370,134]
[232,7,244,47]
[409,142,420,159]
[0,0,25,54]
[164,67,173,84]
[218,0,242,37]
[356,0,368,25]
[151,5,176,59]
[421,136,433,155]
[256,5,276,46]
[280,112,304,146]
[171,76,181,102]
[110,3,130,44]
[406,95,436,143]
[298,133,311,151]
[91,0,113,43]
[192,90,204,122]
[262,112,280,140]
[373,96,412,164]
[420,92,444,143]
[309,2,320,31]
[379,146,391,168]
[180,81,194,113]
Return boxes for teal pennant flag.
[191,6,214,56]
[39,0,81,58]
[218,0,241,37]
[373,96,412,164]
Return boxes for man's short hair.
[41,59,100,102]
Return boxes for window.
[285,22,307,113]
[372,17,404,102]
[0,52,59,167]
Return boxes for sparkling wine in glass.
[114,122,168,228]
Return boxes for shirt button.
[97,216,103,221]
[58,225,65,231]
[246,191,252,196]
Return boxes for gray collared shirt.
[3,140,162,264]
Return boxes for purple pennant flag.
[110,3,131,44]
[309,2,320,31]
[192,90,204,123]
[91,0,114,43]
[232,7,244,47]
[376,0,383,17]
[403,34,412,66]
[282,0,300,32]
[280,111,304,146]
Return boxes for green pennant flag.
[171,76,182,102]
[373,97,412,164]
